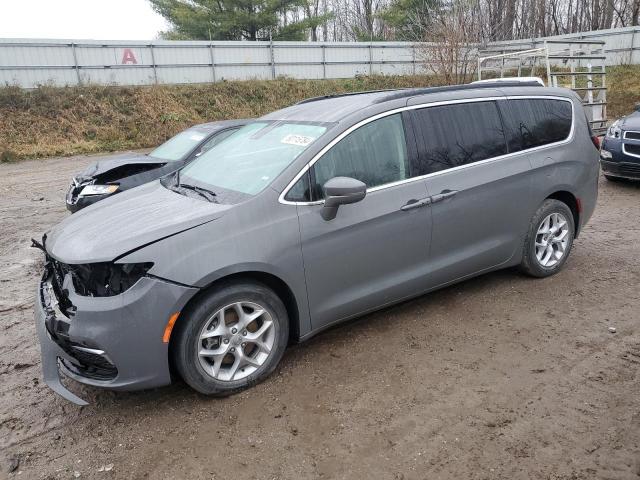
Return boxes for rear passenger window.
[311,113,409,198]
[412,101,507,175]
[503,99,572,152]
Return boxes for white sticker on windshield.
[281,134,315,147]
[190,134,205,141]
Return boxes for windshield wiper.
[178,183,218,202]
[164,170,217,203]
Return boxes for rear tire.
[520,199,575,278]
[172,280,289,396]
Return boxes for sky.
[0,0,170,40]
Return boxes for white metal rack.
[478,39,608,134]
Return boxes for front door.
[294,113,433,330]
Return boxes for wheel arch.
[169,269,302,355]
[546,190,580,237]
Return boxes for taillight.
[584,111,601,151]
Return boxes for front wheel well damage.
[168,271,300,365]
[546,191,580,237]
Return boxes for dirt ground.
[1,153,639,480]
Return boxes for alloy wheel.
[535,212,570,268]
[197,301,275,381]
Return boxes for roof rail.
[295,80,543,106]
[295,88,399,105]
[374,80,543,103]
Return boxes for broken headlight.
[67,262,153,297]
[607,121,621,139]
[79,184,119,196]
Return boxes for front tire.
[172,281,289,396]
[520,199,575,278]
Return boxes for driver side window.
[311,113,409,199]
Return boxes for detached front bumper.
[35,272,197,405]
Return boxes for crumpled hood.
[46,181,231,264]
[620,111,640,130]
[79,152,164,178]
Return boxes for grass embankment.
[0,75,440,162]
[1,65,639,162]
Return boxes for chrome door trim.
[279,95,575,206]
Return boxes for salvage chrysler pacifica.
[35,82,599,404]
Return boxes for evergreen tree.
[381,0,442,41]
[149,0,328,40]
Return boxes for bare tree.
[415,4,482,84]
[279,0,640,43]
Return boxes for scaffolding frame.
[478,39,608,134]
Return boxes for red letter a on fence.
[121,48,138,64]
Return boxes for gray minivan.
[35,82,599,404]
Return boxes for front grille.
[624,144,640,157]
[624,131,640,140]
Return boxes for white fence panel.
[275,64,324,79]
[157,66,213,84]
[0,27,638,88]
[216,64,272,81]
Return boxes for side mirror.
[321,176,366,221]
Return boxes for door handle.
[430,190,458,204]
[401,197,432,211]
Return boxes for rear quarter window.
[502,98,573,152]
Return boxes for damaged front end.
[39,271,119,383]
[37,238,153,383]
[34,236,175,404]
[34,179,218,404]
[66,161,169,213]
[66,175,91,203]
[50,259,154,298]
[34,237,153,300]
[66,176,119,213]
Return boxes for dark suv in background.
[600,104,640,181]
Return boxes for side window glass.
[284,170,312,202]
[311,114,409,198]
[503,99,572,152]
[194,128,238,158]
[413,101,507,176]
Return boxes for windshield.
[150,129,210,161]
[179,122,328,196]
